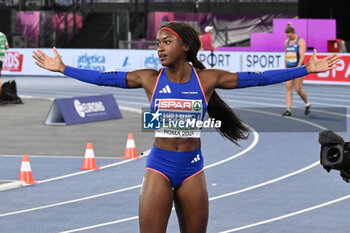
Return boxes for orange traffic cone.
[80,142,99,170]
[19,154,38,185]
[122,133,139,159]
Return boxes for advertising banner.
[45,94,122,125]
[304,53,350,85]
[197,51,240,72]
[240,51,285,71]
[2,48,349,85]
[2,49,241,75]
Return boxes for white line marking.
[204,130,259,169]
[5,94,345,232]
[219,194,350,233]
[0,129,257,218]
[0,154,124,159]
[0,128,259,228]
[236,108,328,130]
[221,94,350,118]
[209,161,319,201]
[59,216,140,233]
[39,152,149,184]
[220,90,350,104]
[56,107,334,231]
[0,185,141,218]
[56,161,323,233]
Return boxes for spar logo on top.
[304,53,350,85]
[2,51,24,72]
[154,99,203,129]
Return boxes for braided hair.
[160,22,249,145]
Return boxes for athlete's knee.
[285,83,293,91]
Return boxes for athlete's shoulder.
[196,68,228,80]
[131,68,161,78]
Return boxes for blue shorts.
[146,145,204,189]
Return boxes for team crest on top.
[193,101,202,111]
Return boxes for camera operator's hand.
[306,49,340,74]
[32,47,67,74]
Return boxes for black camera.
[318,130,350,183]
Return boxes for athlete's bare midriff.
[154,137,201,152]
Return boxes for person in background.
[201,26,216,51]
[0,31,9,95]
[283,23,310,116]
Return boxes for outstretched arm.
[32,48,144,88]
[215,49,340,89]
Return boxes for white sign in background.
[2,49,349,85]
[2,48,243,76]
[240,52,285,71]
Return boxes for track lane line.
[0,129,259,219]
[56,107,332,232]
[219,194,350,233]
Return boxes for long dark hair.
[160,22,249,145]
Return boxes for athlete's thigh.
[174,171,208,233]
[139,169,174,233]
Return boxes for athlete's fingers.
[327,65,339,71]
[53,47,59,57]
[326,56,341,67]
[37,49,45,56]
[32,52,43,64]
[32,54,39,62]
[326,53,338,61]
[32,50,40,59]
[34,61,44,68]
[33,50,46,62]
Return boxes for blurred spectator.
[201,26,216,51]
[197,31,203,50]
[0,31,9,95]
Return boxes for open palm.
[306,49,341,73]
[32,47,66,73]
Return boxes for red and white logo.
[304,54,350,83]
[3,51,24,72]
[156,99,192,110]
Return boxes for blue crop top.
[150,66,208,138]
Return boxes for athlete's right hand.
[32,47,66,73]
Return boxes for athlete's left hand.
[306,49,341,73]
[32,47,66,73]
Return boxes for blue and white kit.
[285,36,301,68]
[150,66,208,138]
[146,66,208,188]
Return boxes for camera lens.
[323,145,343,165]
[326,147,341,162]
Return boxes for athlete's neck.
[165,62,192,83]
[288,34,298,44]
